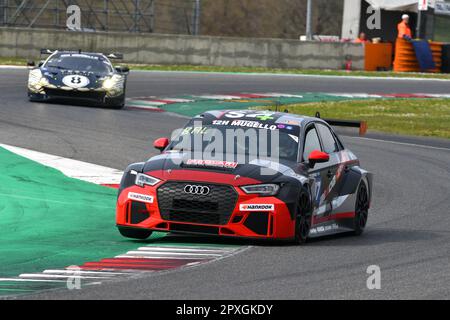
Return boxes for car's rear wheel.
[352,182,369,236]
[294,187,312,245]
[118,227,152,240]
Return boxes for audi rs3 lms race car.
[116,110,373,244]
[27,49,129,109]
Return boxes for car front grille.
[157,182,238,225]
[45,88,105,101]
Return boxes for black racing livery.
[116,110,373,244]
[27,49,129,109]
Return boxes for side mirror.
[308,150,330,168]
[154,138,169,152]
[38,61,44,67]
[115,66,130,74]
[27,61,35,67]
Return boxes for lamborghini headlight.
[241,184,280,196]
[135,173,161,187]
[102,78,116,90]
[102,75,124,95]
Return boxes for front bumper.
[116,183,296,240]
[28,87,124,106]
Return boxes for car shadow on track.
[122,228,443,248]
[305,228,443,247]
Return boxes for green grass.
[2,56,449,80]
[261,99,450,139]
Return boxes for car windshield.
[45,54,112,73]
[168,121,300,163]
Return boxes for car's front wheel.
[352,182,369,236]
[293,186,312,245]
[118,226,152,240]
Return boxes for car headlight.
[28,69,45,85]
[135,173,161,187]
[102,78,116,90]
[39,77,49,86]
[102,75,124,92]
[241,184,280,196]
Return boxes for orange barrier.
[393,38,442,73]
[365,43,393,71]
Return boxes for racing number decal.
[224,111,275,121]
[71,76,82,84]
[62,75,90,88]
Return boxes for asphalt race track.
[1,68,450,299]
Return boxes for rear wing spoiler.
[315,112,368,136]
[39,49,123,60]
[106,53,124,60]
[40,49,56,55]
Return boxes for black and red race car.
[116,110,373,244]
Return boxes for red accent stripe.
[143,99,174,104]
[101,184,119,189]
[126,106,165,112]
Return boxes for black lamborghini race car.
[116,110,373,244]
[27,49,129,109]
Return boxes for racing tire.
[293,186,313,245]
[118,227,152,240]
[352,182,369,236]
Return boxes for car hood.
[41,67,111,89]
[142,152,298,184]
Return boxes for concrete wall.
[0,27,365,70]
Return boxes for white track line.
[128,100,167,106]
[137,247,234,253]
[0,278,66,283]
[124,251,222,257]
[115,254,212,260]
[0,143,122,184]
[43,270,127,276]
[19,274,110,280]
[195,95,243,100]
[0,65,28,69]
[144,244,236,250]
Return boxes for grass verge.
[1,56,449,80]
[260,99,450,139]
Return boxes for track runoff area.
[0,144,244,297]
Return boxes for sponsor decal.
[309,223,339,235]
[62,75,90,88]
[185,159,239,169]
[240,204,275,211]
[181,126,209,135]
[128,192,154,204]
[212,119,277,131]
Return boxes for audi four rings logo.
[184,185,210,195]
